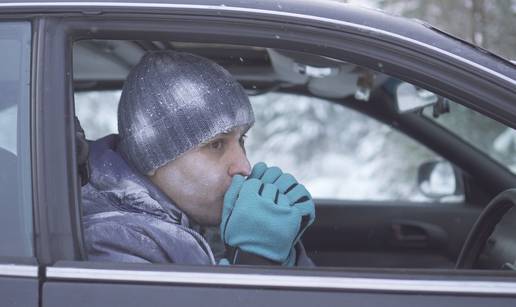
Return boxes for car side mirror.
[417,160,463,200]
[395,82,438,113]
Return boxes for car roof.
[0,0,514,80]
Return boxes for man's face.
[149,126,251,226]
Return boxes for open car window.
[75,89,462,203]
[73,39,515,272]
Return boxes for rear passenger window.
[0,22,33,258]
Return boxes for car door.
[0,20,39,306]
[11,1,514,306]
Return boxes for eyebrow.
[200,127,248,145]
[199,132,230,146]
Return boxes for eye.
[210,139,224,150]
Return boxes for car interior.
[72,39,516,271]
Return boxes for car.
[1,0,516,306]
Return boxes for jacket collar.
[86,134,187,226]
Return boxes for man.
[82,51,315,266]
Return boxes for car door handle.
[392,223,428,242]
[390,220,447,248]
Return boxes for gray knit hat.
[118,51,254,175]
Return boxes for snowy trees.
[343,0,516,60]
[246,93,447,201]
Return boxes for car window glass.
[423,101,516,174]
[0,22,33,258]
[246,92,462,202]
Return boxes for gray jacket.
[82,135,313,266]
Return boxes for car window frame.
[0,17,40,307]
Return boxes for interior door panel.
[303,201,482,268]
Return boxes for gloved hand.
[248,162,315,244]
[220,163,315,265]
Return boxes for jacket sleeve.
[225,241,315,267]
[295,241,315,267]
[84,220,167,264]
[83,212,215,265]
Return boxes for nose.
[228,146,251,177]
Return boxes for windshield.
[423,101,516,174]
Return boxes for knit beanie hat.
[117,51,255,175]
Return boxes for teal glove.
[249,162,316,245]
[220,163,315,265]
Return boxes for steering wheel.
[455,189,516,269]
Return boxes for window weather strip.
[47,267,516,295]
[0,2,514,86]
[0,264,38,278]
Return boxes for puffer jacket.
[82,134,313,266]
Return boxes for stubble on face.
[149,127,249,226]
